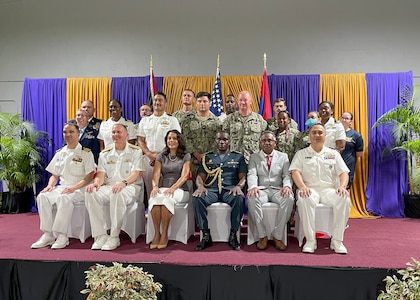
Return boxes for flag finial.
[217,54,220,68]
[150,55,153,68]
[263,53,267,69]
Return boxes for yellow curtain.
[162,75,262,114]
[320,74,372,218]
[66,78,112,121]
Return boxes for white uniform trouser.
[85,184,141,238]
[37,186,85,235]
[247,188,294,240]
[296,187,350,242]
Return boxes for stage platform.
[1,213,419,299]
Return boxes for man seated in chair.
[247,131,294,251]
[289,123,350,254]
[85,123,144,251]
[31,123,95,249]
[192,131,247,251]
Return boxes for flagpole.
[148,55,156,106]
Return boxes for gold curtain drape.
[320,74,372,218]
[162,75,262,114]
[66,78,112,121]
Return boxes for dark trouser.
[193,190,244,232]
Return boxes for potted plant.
[0,113,48,213]
[377,257,420,299]
[81,262,163,299]
[373,91,420,218]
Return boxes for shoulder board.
[55,147,64,153]
[129,144,141,150]
[230,151,241,155]
[82,147,91,152]
[335,119,340,124]
[101,147,113,153]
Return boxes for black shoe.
[195,230,213,251]
[228,231,241,251]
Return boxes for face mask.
[305,118,317,128]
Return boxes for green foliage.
[373,93,420,194]
[0,113,48,194]
[80,262,163,300]
[378,258,420,300]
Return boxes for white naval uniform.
[97,117,137,149]
[85,143,144,238]
[289,146,350,243]
[137,112,181,199]
[37,144,95,235]
[324,117,346,149]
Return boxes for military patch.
[72,156,83,163]
[324,153,336,160]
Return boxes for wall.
[0,0,419,114]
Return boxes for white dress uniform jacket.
[37,144,95,234]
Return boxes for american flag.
[210,67,224,117]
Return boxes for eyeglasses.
[340,117,351,121]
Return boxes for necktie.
[266,155,271,170]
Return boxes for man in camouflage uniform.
[222,91,267,163]
[173,89,197,124]
[266,98,298,132]
[181,91,222,183]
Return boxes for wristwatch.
[122,180,128,186]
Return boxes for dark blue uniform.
[193,150,247,231]
[79,124,100,164]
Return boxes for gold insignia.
[72,156,83,163]
[129,144,141,150]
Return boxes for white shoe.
[51,234,69,249]
[302,240,317,253]
[101,236,120,251]
[31,233,55,249]
[91,235,108,250]
[330,239,348,254]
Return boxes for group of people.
[31,89,364,255]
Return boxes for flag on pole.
[258,55,271,120]
[148,55,157,106]
[210,56,224,117]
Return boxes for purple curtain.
[21,78,67,207]
[111,76,163,124]
[365,71,413,217]
[268,74,320,131]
